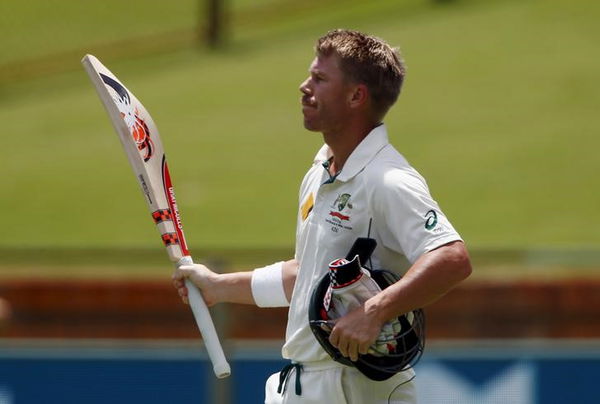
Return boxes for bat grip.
[178,256,231,378]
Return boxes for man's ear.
[348,84,369,109]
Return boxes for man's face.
[299,54,353,133]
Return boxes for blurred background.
[1,0,599,402]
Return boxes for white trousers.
[264,362,416,404]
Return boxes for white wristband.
[251,261,288,307]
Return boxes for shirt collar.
[312,124,390,182]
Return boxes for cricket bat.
[82,54,231,378]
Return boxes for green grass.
[0,0,288,66]
[1,0,599,253]
[0,1,197,65]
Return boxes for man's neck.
[323,121,379,175]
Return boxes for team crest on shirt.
[335,193,352,211]
[326,193,353,232]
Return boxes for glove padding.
[324,256,402,356]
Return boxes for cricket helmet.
[308,258,425,381]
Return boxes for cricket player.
[173,29,472,403]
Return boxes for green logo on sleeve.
[425,210,438,230]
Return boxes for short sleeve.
[370,167,462,264]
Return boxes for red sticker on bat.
[152,209,172,224]
[161,232,180,246]
[162,157,190,256]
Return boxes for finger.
[358,341,370,356]
[328,325,339,346]
[177,287,189,304]
[172,269,186,281]
[331,328,349,357]
[338,339,349,358]
[173,264,198,280]
[348,340,359,362]
[177,264,198,274]
[172,276,187,292]
[329,330,343,359]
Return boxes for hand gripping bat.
[82,54,230,378]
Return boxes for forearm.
[213,271,254,304]
[367,241,472,323]
[218,259,297,305]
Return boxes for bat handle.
[178,256,231,378]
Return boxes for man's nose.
[299,78,311,94]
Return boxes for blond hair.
[316,29,406,120]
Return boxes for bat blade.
[82,55,188,262]
[82,54,230,378]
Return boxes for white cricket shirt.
[282,124,462,363]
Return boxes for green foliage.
[1,0,599,250]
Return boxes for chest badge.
[335,193,352,211]
[327,193,353,228]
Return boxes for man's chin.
[303,119,320,132]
